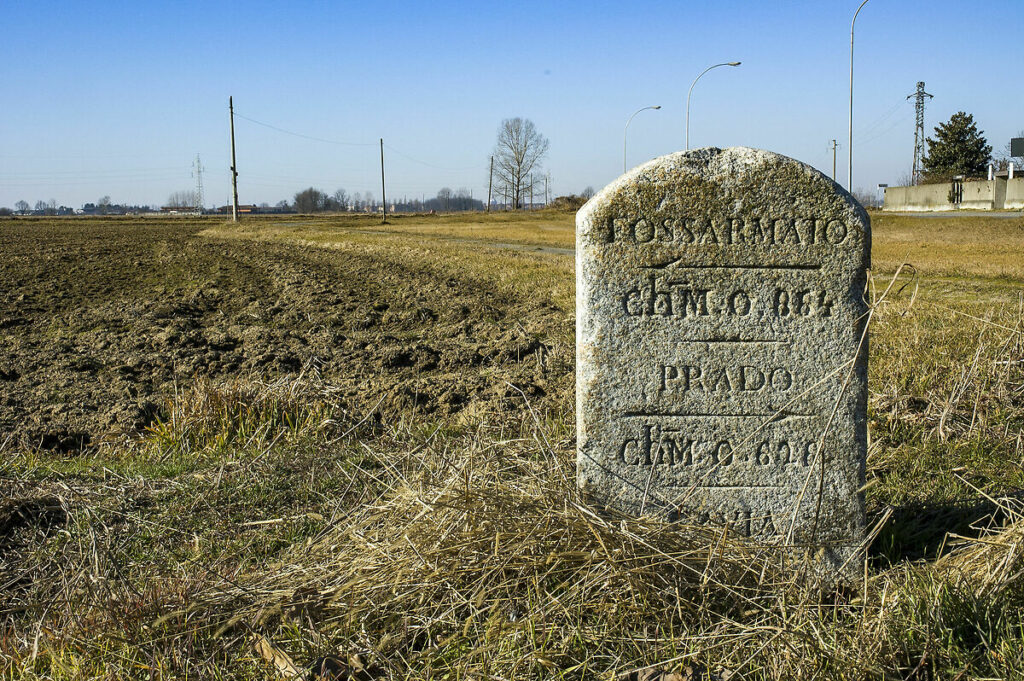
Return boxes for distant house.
[216,204,258,214]
[160,206,201,214]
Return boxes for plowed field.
[0,216,574,452]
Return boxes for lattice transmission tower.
[907,82,933,185]
[192,155,204,214]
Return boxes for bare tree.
[493,117,548,210]
[996,129,1024,171]
[15,200,29,214]
[293,187,328,213]
[851,187,878,209]
[332,188,349,211]
[167,190,198,207]
[437,187,452,212]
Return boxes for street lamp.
[685,61,741,150]
[623,105,661,173]
[848,0,870,192]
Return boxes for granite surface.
[576,147,870,567]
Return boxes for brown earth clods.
[0,218,573,452]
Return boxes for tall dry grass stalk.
[171,406,1024,679]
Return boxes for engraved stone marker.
[577,147,869,566]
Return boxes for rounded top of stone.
[579,147,867,231]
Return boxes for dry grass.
[201,210,576,251]
[872,212,1024,280]
[201,213,577,313]
[3,211,1024,678]
[5,377,1024,679]
[190,421,1024,679]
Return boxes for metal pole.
[849,0,870,192]
[686,62,740,150]
[831,139,838,180]
[486,156,493,212]
[380,138,386,224]
[623,105,661,173]
[229,96,239,222]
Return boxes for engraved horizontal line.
[664,484,783,489]
[677,338,790,345]
[642,259,822,271]
[621,411,817,420]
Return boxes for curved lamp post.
[849,0,870,191]
[623,105,661,173]
[685,61,740,150]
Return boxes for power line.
[858,111,914,147]
[233,111,377,147]
[235,108,484,172]
[854,98,905,137]
[381,144,485,173]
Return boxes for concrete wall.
[1005,178,1024,210]
[882,179,1023,211]
[959,180,996,210]
[883,184,952,211]
[994,177,1007,210]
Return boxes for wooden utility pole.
[486,156,493,212]
[530,174,534,210]
[545,174,549,206]
[830,139,838,180]
[229,96,239,222]
[379,138,387,224]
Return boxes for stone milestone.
[576,147,870,563]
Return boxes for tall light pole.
[849,0,870,192]
[623,105,661,173]
[686,61,741,150]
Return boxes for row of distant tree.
[1,185,544,217]
[1,196,157,216]
[3,117,559,216]
[289,187,486,213]
[6,113,1023,217]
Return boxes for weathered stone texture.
[576,147,869,562]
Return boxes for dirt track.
[0,218,573,451]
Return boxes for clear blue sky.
[1,0,1021,209]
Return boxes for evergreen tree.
[921,111,992,181]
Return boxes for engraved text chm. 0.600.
[618,424,820,468]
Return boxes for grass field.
[2,209,1023,679]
